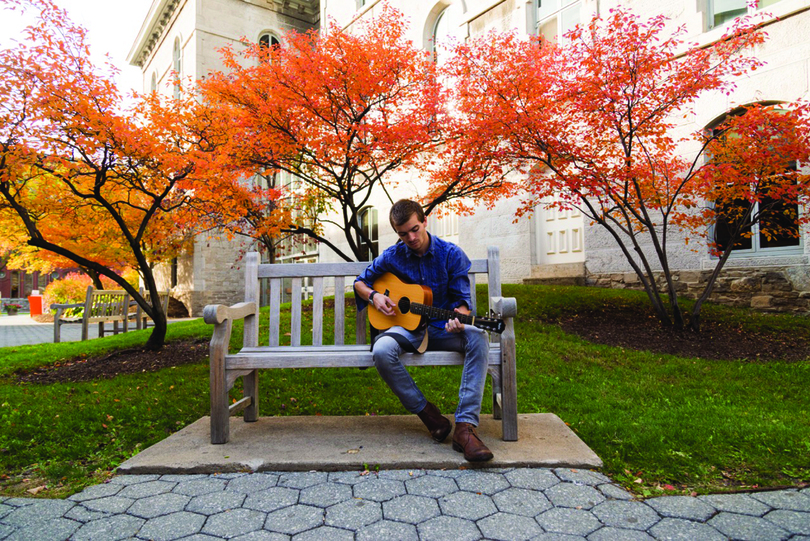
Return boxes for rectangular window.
[537,0,583,43]
[709,0,783,29]
[714,168,802,255]
[358,208,378,262]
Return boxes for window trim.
[708,0,785,30]
[707,103,805,259]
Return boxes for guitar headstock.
[477,316,506,334]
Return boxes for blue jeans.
[372,325,489,426]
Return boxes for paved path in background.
[1,469,809,540]
[0,314,194,348]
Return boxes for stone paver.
[244,487,300,513]
[477,511,543,540]
[202,508,266,538]
[708,511,791,541]
[492,487,552,516]
[439,490,498,521]
[357,519,419,541]
[1,468,809,540]
[324,499,382,530]
[383,494,440,524]
[591,500,661,531]
[264,504,324,535]
[648,517,726,541]
[137,511,206,541]
[537,507,602,536]
[645,494,716,522]
[698,492,771,516]
[545,482,605,509]
[751,489,810,512]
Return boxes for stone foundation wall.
[587,267,810,314]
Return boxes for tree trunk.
[145,310,168,351]
[82,267,104,290]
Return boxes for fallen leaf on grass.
[27,485,46,495]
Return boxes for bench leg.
[500,319,518,441]
[488,366,503,420]
[210,319,232,444]
[113,321,119,335]
[98,322,105,338]
[243,370,259,422]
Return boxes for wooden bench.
[131,287,171,330]
[53,286,131,343]
[204,247,518,445]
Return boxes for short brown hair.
[389,199,425,229]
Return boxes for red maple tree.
[195,5,516,261]
[0,0,236,348]
[446,8,810,330]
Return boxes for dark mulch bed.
[17,339,209,385]
[15,302,808,386]
[560,308,810,362]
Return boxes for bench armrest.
[51,302,84,310]
[491,296,517,318]
[203,302,257,325]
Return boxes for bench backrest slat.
[312,277,324,347]
[334,276,346,346]
[356,307,367,345]
[245,252,260,348]
[290,277,303,347]
[487,246,501,345]
[469,273,477,314]
[268,277,281,347]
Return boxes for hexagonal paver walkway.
[3,469,809,540]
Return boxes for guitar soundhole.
[398,297,411,314]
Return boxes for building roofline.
[127,0,181,68]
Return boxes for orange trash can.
[28,295,43,316]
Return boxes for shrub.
[44,271,139,315]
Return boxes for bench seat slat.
[226,346,502,370]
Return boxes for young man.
[354,199,493,462]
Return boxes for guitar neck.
[410,303,476,326]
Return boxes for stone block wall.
[586,267,810,314]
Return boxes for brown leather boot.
[452,422,494,462]
[416,401,452,442]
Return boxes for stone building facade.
[320,0,810,314]
[130,0,810,315]
[128,0,319,316]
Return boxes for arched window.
[150,72,157,93]
[259,33,281,63]
[172,37,182,99]
[358,207,379,261]
[429,3,463,65]
[709,106,803,256]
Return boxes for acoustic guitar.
[368,272,506,334]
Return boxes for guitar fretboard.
[410,303,474,325]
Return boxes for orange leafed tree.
[0,0,225,349]
[448,8,810,331]
[196,5,516,261]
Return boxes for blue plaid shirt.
[355,234,473,328]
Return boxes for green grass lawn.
[1,284,808,499]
